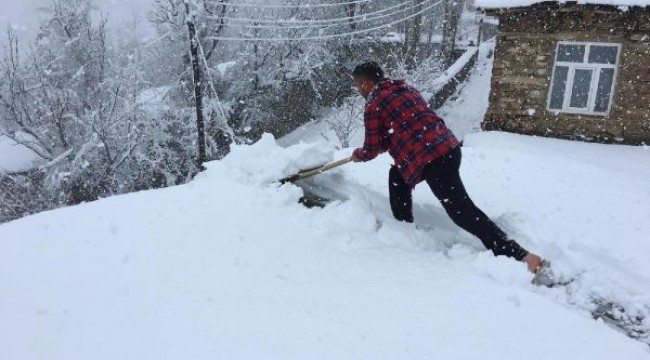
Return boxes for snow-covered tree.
[0,0,199,221]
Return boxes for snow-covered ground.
[0,135,41,173]
[1,42,650,359]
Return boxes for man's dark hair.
[352,61,384,83]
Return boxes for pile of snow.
[221,133,337,186]
[0,135,41,173]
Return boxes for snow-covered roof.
[0,135,40,173]
[476,0,650,9]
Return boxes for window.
[547,42,620,115]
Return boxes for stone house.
[477,0,650,144]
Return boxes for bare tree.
[404,0,425,69]
[0,0,199,220]
[442,0,465,66]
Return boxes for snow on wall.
[430,46,480,93]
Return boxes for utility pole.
[184,0,206,170]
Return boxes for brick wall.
[482,3,650,144]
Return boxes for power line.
[203,0,375,9]
[203,0,415,26]
[213,0,430,30]
[204,0,443,42]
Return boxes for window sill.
[547,109,611,117]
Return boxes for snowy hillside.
[2,43,650,359]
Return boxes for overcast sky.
[0,0,154,42]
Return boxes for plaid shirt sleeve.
[353,95,388,161]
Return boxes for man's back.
[363,79,460,187]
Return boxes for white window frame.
[546,41,621,116]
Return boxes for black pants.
[389,147,528,261]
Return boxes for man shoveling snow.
[350,61,544,274]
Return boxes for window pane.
[569,69,592,109]
[594,68,615,112]
[557,44,585,62]
[549,66,569,109]
[588,45,618,64]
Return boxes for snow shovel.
[279,156,353,184]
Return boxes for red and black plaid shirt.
[353,79,460,188]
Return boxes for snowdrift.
[1,132,649,359]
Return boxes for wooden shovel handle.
[280,156,353,183]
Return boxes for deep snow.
[1,40,650,359]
